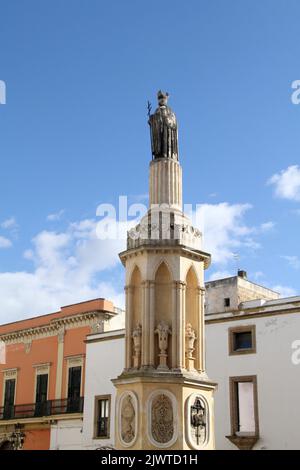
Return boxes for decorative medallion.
[120,393,136,446]
[151,394,174,444]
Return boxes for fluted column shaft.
[175,281,186,369]
[200,287,206,372]
[142,281,150,367]
[196,287,205,372]
[149,281,155,367]
[171,282,177,369]
[125,286,133,369]
[149,159,182,210]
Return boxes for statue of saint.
[132,323,142,368]
[148,90,179,160]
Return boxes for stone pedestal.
[113,373,216,450]
[149,158,182,210]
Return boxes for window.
[67,366,82,412]
[3,378,15,419]
[224,297,230,308]
[229,376,259,438]
[229,325,256,355]
[94,395,111,439]
[35,373,48,416]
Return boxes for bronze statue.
[148,90,178,160]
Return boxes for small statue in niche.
[155,321,172,370]
[185,323,197,370]
[132,323,142,368]
[190,397,206,446]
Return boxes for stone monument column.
[113,91,217,450]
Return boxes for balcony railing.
[0,397,84,420]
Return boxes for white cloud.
[207,270,233,281]
[281,255,300,270]
[260,221,275,232]
[0,201,287,324]
[268,165,300,202]
[0,217,129,324]
[0,236,12,249]
[271,284,297,298]
[1,217,18,230]
[195,202,257,264]
[47,209,65,221]
[252,271,264,280]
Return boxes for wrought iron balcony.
[0,397,84,420]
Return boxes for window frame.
[228,325,256,356]
[93,394,111,440]
[1,369,18,407]
[33,363,50,403]
[65,355,84,399]
[229,375,259,438]
[224,297,231,308]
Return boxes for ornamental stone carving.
[155,321,172,370]
[120,394,136,445]
[23,339,32,354]
[132,323,142,368]
[57,326,65,344]
[90,319,104,334]
[151,393,174,444]
[185,323,196,370]
[187,394,208,448]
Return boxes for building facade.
[80,273,300,450]
[0,298,118,450]
[205,276,300,450]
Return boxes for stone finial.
[155,321,172,370]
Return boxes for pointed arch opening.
[154,262,173,369]
[128,266,143,369]
[185,266,200,370]
[130,266,142,332]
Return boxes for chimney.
[238,269,247,279]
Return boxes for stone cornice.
[0,310,112,344]
[205,304,300,324]
[119,244,211,268]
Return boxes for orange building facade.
[0,298,115,450]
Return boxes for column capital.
[197,286,205,294]
[141,280,155,288]
[125,285,134,292]
[57,326,65,344]
[173,280,186,289]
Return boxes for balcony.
[0,397,84,421]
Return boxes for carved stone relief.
[23,339,32,354]
[120,394,136,446]
[190,396,207,447]
[155,321,171,370]
[185,323,196,370]
[151,393,174,444]
[132,323,142,368]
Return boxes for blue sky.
[0,0,300,323]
